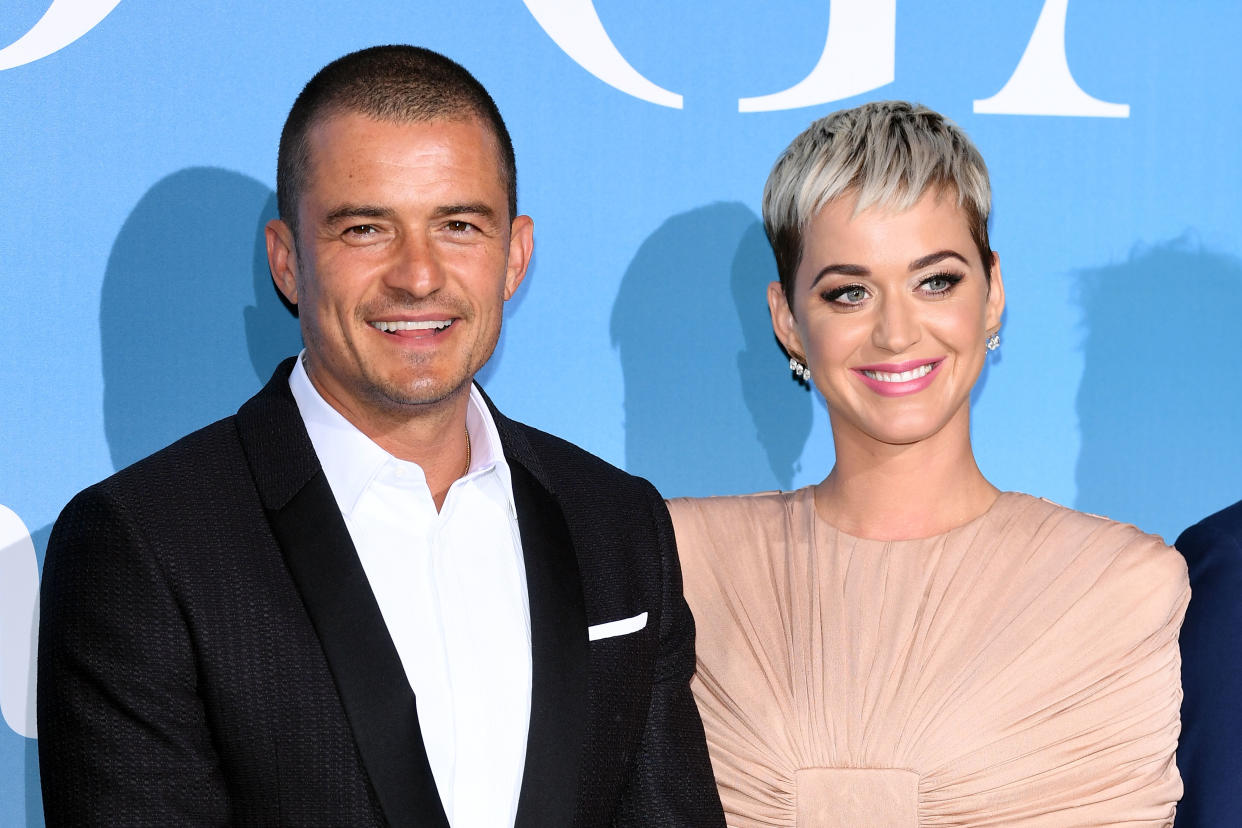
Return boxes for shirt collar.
[288,351,516,520]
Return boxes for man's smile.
[369,319,455,335]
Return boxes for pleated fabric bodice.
[670,489,1188,827]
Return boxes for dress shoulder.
[667,491,799,583]
[989,493,1189,632]
[667,490,793,542]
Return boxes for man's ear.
[266,218,300,305]
[768,281,806,361]
[503,214,534,300]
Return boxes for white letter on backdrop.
[0,0,123,71]
[0,505,38,739]
[974,0,1128,117]
[523,0,683,108]
[738,0,896,113]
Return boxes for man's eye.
[445,220,475,233]
[344,224,378,237]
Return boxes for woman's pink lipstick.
[852,358,943,397]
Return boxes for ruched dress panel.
[669,489,1188,827]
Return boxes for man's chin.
[370,375,473,410]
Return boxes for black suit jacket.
[38,358,724,827]
[1174,498,1242,828]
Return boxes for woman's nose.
[871,295,920,354]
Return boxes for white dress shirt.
[289,354,530,828]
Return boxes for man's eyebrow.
[432,203,497,220]
[323,204,396,224]
[909,249,969,271]
[809,263,869,289]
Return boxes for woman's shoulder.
[667,488,797,522]
[994,492,1177,554]
[666,488,810,570]
[993,492,1189,616]
[667,487,812,539]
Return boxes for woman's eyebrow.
[909,249,968,271]
[809,263,869,288]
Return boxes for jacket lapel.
[236,359,449,828]
[492,407,590,828]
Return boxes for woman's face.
[769,189,1004,449]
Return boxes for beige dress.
[669,488,1189,827]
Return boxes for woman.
[669,102,1189,826]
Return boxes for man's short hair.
[277,44,517,239]
[762,100,992,301]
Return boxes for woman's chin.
[832,410,966,450]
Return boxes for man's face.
[267,111,532,429]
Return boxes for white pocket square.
[588,611,648,641]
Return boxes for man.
[38,46,724,827]
[1174,498,1242,827]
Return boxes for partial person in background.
[669,101,1189,826]
[1175,499,1242,827]
[38,45,723,827]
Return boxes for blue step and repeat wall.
[2,0,1239,820]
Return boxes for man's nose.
[385,233,446,298]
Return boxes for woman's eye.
[824,285,869,306]
[919,273,962,294]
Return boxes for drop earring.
[986,331,1001,352]
[789,356,811,383]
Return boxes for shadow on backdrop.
[1075,237,1242,541]
[611,203,811,498]
[101,168,301,471]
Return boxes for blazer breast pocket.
[587,611,647,642]
[585,610,653,763]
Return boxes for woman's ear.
[985,251,1005,333]
[768,281,806,361]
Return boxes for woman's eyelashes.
[822,284,869,307]
[917,271,964,296]
[819,272,965,308]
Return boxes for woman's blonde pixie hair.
[763,101,992,301]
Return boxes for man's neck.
[306,370,474,510]
[364,402,472,511]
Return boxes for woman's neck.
[815,411,999,540]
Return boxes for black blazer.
[1175,498,1242,828]
[38,358,724,827]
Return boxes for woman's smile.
[853,357,944,396]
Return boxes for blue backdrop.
[3,1,1240,821]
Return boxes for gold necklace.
[462,426,471,478]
